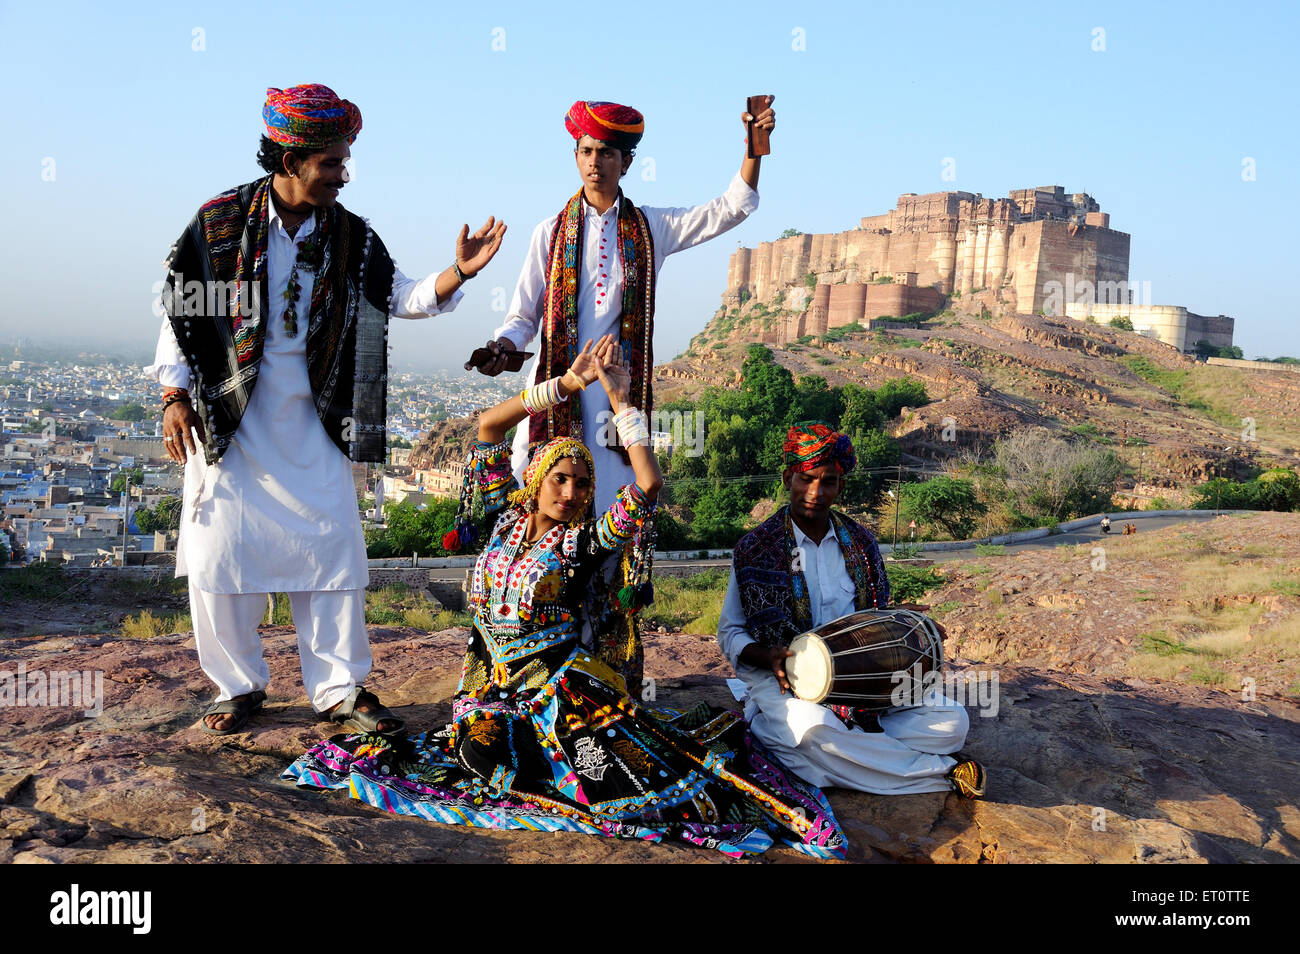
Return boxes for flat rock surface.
[3,617,1297,864]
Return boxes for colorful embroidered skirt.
[283,653,846,858]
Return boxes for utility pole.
[119,468,131,568]
[893,462,903,545]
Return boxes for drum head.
[786,633,833,703]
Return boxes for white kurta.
[717,522,969,794]
[146,201,460,594]
[493,173,758,513]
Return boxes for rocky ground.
[3,516,1298,864]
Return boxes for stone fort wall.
[726,185,1130,317]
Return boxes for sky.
[2,0,1297,371]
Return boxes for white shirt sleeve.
[716,568,757,671]
[645,172,759,261]
[492,217,553,349]
[143,314,193,390]
[390,266,463,319]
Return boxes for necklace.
[282,221,322,337]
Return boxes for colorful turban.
[565,101,644,152]
[263,84,362,149]
[782,421,856,476]
[508,438,595,519]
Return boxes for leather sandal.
[200,690,266,736]
[323,686,405,736]
[947,759,987,799]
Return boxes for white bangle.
[520,377,564,415]
[614,407,650,447]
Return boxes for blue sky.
[2,0,1296,369]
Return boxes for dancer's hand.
[595,339,632,412]
[563,336,611,391]
[456,216,507,277]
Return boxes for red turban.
[565,101,644,152]
[782,421,857,475]
[263,84,362,149]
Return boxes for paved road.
[425,511,1235,579]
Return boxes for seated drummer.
[716,421,985,798]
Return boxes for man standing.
[470,97,773,693]
[476,97,775,513]
[147,84,505,735]
[717,421,986,798]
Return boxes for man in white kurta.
[716,422,978,796]
[148,84,505,734]
[147,204,459,714]
[480,97,775,513]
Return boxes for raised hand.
[456,216,507,277]
[741,95,776,137]
[565,336,612,389]
[595,339,632,410]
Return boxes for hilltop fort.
[723,185,1233,353]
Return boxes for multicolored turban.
[263,84,362,149]
[782,421,856,476]
[508,438,596,520]
[565,101,644,152]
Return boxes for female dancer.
[286,336,845,857]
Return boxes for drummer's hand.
[739,644,794,694]
[770,648,794,694]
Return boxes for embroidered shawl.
[732,505,891,650]
[161,176,395,464]
[528,189,655,451]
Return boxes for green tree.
[691,481,753,548]
[1190,477,1256,511]
[779,228,804,239]
[110,468,144,492]
[874,378,930,418]
[1108,315,1134,331]
[793,375,844,427]
[134,495,182,535]
[1253,469,1300,511]
[900,476,986,540]
[840,429,899,506]
[110,404,147,422]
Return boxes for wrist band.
[562,370,587,391]
[452,261,472,282]
[162,389,191,411]
[614,407,650,447]
[520,377,565,415]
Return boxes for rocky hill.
[3,514,1298,864]
[658,290,1299,495]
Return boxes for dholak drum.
[785,608,944,709]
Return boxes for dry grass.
[120,609,192,639]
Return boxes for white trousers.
[190,584,370,712]
[738,665,969,795]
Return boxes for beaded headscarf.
[508,438,595,524]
